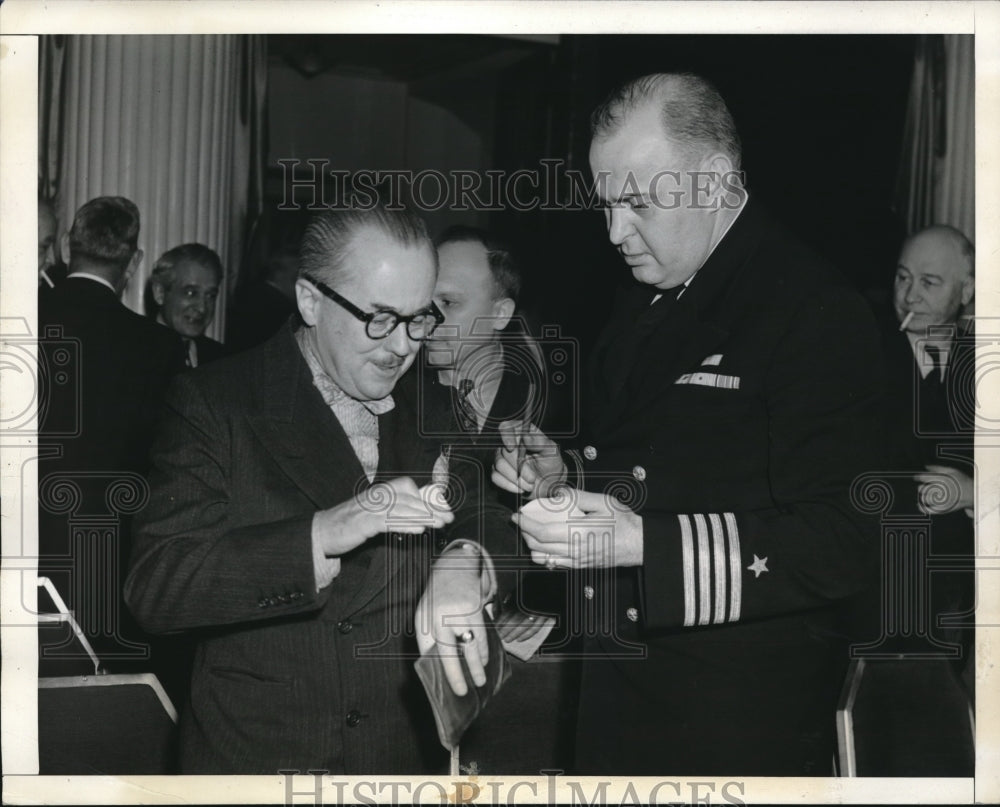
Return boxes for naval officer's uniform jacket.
[570,199,885,775]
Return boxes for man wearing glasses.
[126,205,499,774]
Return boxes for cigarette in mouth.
[899,311,914,332]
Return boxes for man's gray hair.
[299,204,433,286]
[67,195,141,274]
[151,243,223,289]
[591,72,742,171]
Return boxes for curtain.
[894,34,975,242]
[44,35,267,341]
[38,36,66,201]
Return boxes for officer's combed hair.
[300,204,432,286]
[68,196,141,272]
[435,225,522,303]
[591,72,742,171]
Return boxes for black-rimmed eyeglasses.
[303,274,444,341]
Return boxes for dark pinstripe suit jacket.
[125,325,457,774]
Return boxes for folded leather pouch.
[414,613,511,751]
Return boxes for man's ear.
[960,275,974,307]
[698,151,737,205]
[59,232,71,265]
[122,249,143,289]
[152,279,166,306]
[295,277,320,326]
[491,297,515,332]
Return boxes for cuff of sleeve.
[563,448,584,490]
[439,539,497,604]
[311,514,342,592]
[637,513,688,631]
[640,512,745,631]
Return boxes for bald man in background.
[849,224,978,776]
[886,225,975,656]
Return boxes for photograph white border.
[2,1,997,803]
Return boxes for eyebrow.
[606,191,647,205]
[368,300,433,316]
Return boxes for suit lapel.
[480,354,533,440]
[246,334,366,511]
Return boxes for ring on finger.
[458,629,475,644]
[545,554,558,570]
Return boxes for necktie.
[925,344,944,383]
[455,378,478,433]
[184,339,198,368]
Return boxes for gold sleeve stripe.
[678,513,696,627]
[709,512,727,624]
[724,511,742,622]
[693,513,712,626]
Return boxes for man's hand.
[492,420,567,499]
[512,488,644,568]
[415,543,490,696]
[314,476,453,557]
[913,464,974,516]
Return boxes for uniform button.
[632,465,647,482]
[290,591,303,600]
[345,709,362,727]
[626,607,639,622]
[257,598,269,608]
[338,620,353,635]
[583,445,597,461]
[583,585,595,600]
[277,594,289,604]
[268,597,279,606]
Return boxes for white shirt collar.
[67,271,117,294]
[905,330,951,379]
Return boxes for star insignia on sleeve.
[747,554,769,578]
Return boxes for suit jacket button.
[632,465,647,482]
[583,445,597,461]
[583,585,595,600]
[338,620,353,635]
[626,607,639,622]
[346,709,362,727]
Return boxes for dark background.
[264,34,915,353]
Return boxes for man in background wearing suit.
[148,243,227,367]
[495,73,884,775]
[881,225,976,758]
[422,226,579,773]
[126,205,501,774]
[39,195,185,671]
